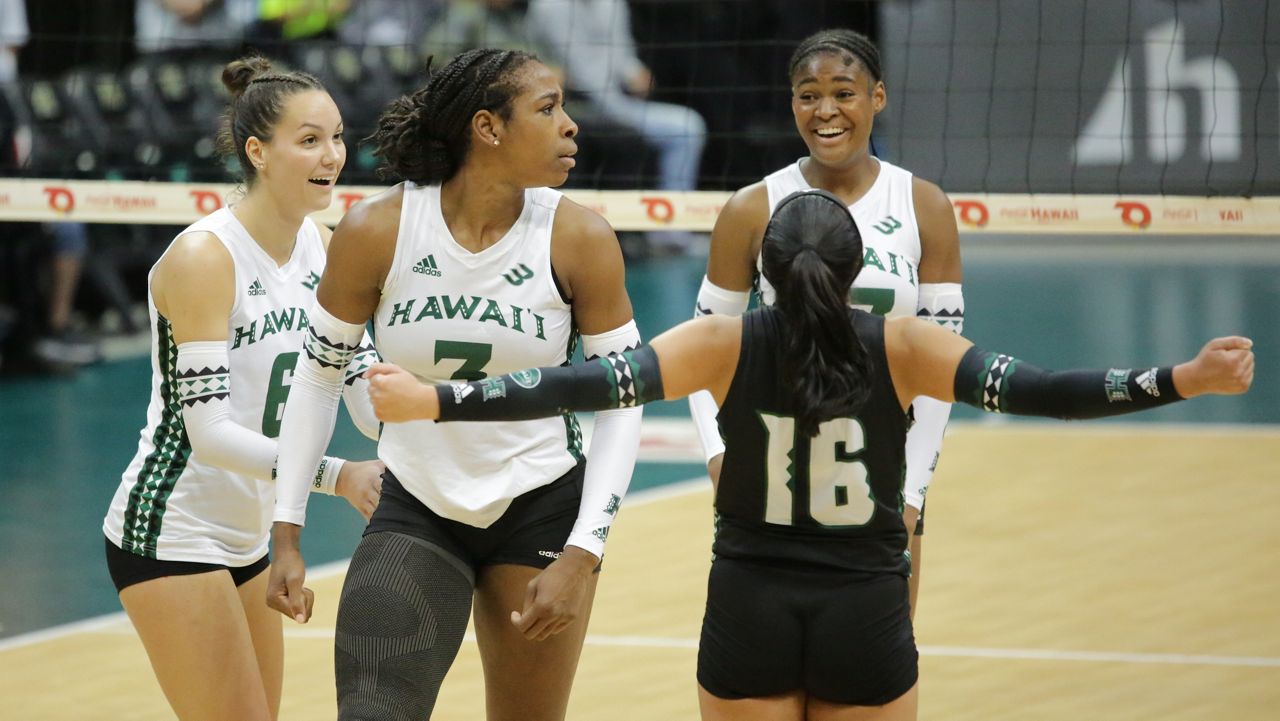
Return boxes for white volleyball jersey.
[375,183,578,528]
[103,209,328,565]
[759,159,922,320]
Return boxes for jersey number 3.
[759,414,875,527]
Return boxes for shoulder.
[910,176,955,229]
[548,195,631,327]
[337,183,406,239]
[701,313,744,361]
[881,316,919,375]
[151,230,236,316]
[883,314,958,366]
[158,230,234,280]
[550,194,623,285]
[551,194,618,252]
[708,181,771,277]
[909,176,961,280]
[717,181,771,233]
[701,312,744,339]
[321,184,406,294]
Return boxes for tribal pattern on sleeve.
[343,340,380,386]
[953,345,1182,420]
[175,366,231,407]
[303,326,360,370]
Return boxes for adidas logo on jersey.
[412,255,442,277]
[247,278,267,296]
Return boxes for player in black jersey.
[363,189,1255,721]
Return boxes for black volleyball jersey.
[714,307,910,574]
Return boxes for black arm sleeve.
[436,345,666,422]
[953,345,1184,420]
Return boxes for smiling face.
[483,61,579,188]
[790,51,886,171]
[248,89,346,213]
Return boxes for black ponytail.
[760,190,872,438]
[367,48,537,185]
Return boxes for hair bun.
[221,56,274,99]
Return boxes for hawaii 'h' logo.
[503,263,534,286]
[301,271,320,290]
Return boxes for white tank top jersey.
[103,208,329,565]
[758,158,922,320]
[375,183,579,528]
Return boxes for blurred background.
[0,2,1276,715]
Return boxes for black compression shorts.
[365,462,590,574]
[104,537,269,593]
[697,557,917,706]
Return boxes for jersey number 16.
[759,414,876,527]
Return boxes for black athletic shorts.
[364,462,588,576]
[104,537,269,593]
[697,557,918,706]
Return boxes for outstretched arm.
[367,314,742,423]
[886,317,1255,417]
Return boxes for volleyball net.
[1,0,1276,196]
[0,0,1277,233]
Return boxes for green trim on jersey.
[121,315,193,557]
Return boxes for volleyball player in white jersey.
[267,48,643,720]
[689,29,962,615]
[101,57,384,721]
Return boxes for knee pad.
[335,531,474,721]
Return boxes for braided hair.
[787,28,882,85]
[368,49,537,185]
[215,56,327,185]
[760,190,872,438]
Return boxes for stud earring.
[493,139,500,146]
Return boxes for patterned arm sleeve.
[953,347,1183,419]
[273,302,366,526]
[176,340,343,491]
[340,333,382,441]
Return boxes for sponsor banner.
[0,179,1275,236]
[949,194,1279,235]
